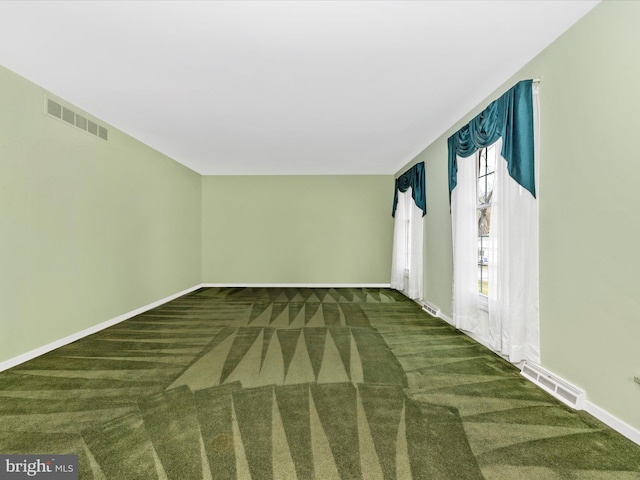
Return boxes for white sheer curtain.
[451,155,479,331]
[407,191,424,300]
[391,188,423,300]
[488,87,540,364]
[391,191,408,291]
[452,85,539,364]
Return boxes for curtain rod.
[532,78,540,84]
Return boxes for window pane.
[477,207,491,236]
[486,145,496,173]
[478,150,487,177]
[478,173,494,205]
[477,146,494,296]
[477,235,489,266]
[478,264,488,295]
[477,232,489,294]
[405,219,411,270]
[485,172,494,204]
[477,177,486,205]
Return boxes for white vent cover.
[421,301,440,317]
[521,362,586,409]
[46,97,108,141]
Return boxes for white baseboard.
[416,294,640,447]
[0,284,202,373]
[585,401,640,446]
[438,312,454,327]
[415,297,455,326]
[202,283,391,288]
[0,283,391,373]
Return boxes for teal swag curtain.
[448,79,535,202]
[392,161,426,217]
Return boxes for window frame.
[476,145,496,308]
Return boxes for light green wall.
[0,65,393,366]
[408,139,453,320]
[201,175,393,284]
[398,1,640,431]
[0,66,202,364]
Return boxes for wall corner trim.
[0,284,202,373]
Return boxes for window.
[400,192,414,294]
[391,162,425,302]
[449,80,539,363]
[477,145,496,295]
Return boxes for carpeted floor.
[0,287,639,479]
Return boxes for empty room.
[1,1,639,478]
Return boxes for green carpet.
[0,287,639,479]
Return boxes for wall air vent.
[521,362,586,410]
[46,97,108,141]
[421,301,440,317]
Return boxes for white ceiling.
[0,1,598,175]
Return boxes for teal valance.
[448,79,535,201]
[392,161,426,217]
